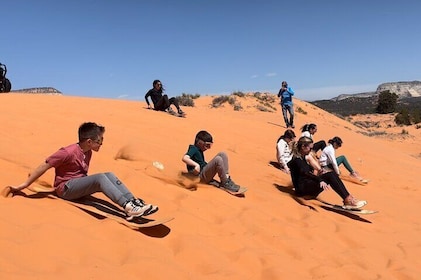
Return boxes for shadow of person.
[138,225,172,237]
[319,206,372,223]
[12,189,174,237]
[269,161,282,169]
[274,183,317,211]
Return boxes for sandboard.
[166,110,186,118]
[144,107,186,118]
[29,186,174,229]
[316,198,377,215]
[340,174,369,185]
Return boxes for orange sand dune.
[1,93,420,280]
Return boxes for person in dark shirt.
[145,79,184,115]
[182,130,242,193]
[287,136,367,209]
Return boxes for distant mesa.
[376,81,421,99]
[331,81,421,101]
[311,80,421,117]
[10,87,62,95]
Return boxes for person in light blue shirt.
[278,81,295,128]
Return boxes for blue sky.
[2,0,420,101]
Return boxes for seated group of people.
[276,123,368,209]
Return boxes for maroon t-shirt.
[46,143,92,196]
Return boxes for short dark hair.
[194,130,213,144]
[78,122,105,142]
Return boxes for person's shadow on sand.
[8,188,172,237]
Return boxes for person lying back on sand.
[287,136,367,209]
[182,130,242,193]
[7,122,158,220]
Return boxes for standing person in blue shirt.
[278,81,295,128]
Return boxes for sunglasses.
[199,139,212,149]
[204,142,213,149]
[90,137,103,145]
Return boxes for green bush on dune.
[176,93,200,107]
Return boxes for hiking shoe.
[124,199,158,220]
[343,196,367,210]
[221,177,240,193]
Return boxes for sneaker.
[133,198,159,216]
[350,171,361,179]
[221,177,240,193]
[178,109,185,115]
[124,199,158,220]
[166,107,175,114]
[343,196,367,210]
[350,171,368,183]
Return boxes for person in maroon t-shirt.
[9,122,158,220]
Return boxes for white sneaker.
[133,198,159,216]
[343,196,367,210]
[124,200,158,220]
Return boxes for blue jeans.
[60,172,135,207]
[282,104,294,127]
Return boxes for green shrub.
[232,91,245,97]
[395,109,411,125]
[212,95,230,108]
[176,93,200,107]
[296,107,307,115]
[411,109,421,124]
[255,105,270,112]
[228,96,236,105]
[233,103,243,111]
[376,90,398,114]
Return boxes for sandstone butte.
[0,93,420,280]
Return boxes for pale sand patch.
[0,93,420,279]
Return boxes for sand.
[1,93,420,280]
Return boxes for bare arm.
[10,162,52,192]
[182,154,200,175]
[305,154,322,175]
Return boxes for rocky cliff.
[376,81,421,98]
[332,81,421,101]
